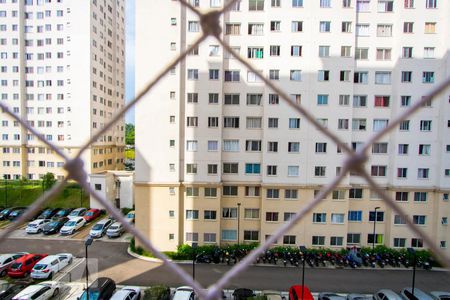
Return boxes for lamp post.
[192,243,197,281]
[85,237,94,300]
[3,175,7,208]
[407,247,416,296]
[80,185,83,208]
[372,207,381,252]
[237,203,241,246]
[299,246,307,300]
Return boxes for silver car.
[400,288,434,300]
[89,219,113,238]
[373,289,403,300]
[106,222,124,238]
[430,291,450,300]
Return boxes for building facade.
[0,0,126,181]
[135,0,450,253]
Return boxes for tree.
[42,172,56,191]
[125,123,135,145]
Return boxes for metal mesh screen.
[0,0,449,299]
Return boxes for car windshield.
[109,225,119,230]
[10,211,20,216]
[48,221,59,227]
[27,223,37,227]
[56,210,65,216]
[86,212,94,216]
[79,290,100,300]
[10,262,22,269]
[65,221,76,226]
[174,290,193,300]
[92,224,103,230]
[126,213,134,218]
[0,209,9,214]
[33,264,47,270]
[69,211,79,216]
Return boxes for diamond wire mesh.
[0,0,449,298]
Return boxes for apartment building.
[0,0,126,180]
[135,0,450,254]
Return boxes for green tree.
[125,123,135,145]
[42,172,56,191]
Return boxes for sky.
[125,0,135,124]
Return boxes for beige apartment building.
[135,0,450,254]
[0,0,126,180]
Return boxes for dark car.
[0,281,28,300]
[37,208,60,220]
[7,209,25,221]
[0,208,25,221]
[79,277,116,300]
[42,217,69,235]
[54,208,73,218]
[232,288,255,300]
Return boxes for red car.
[289,285,314,300]
[83,208,101,222]
[8,253,47,278]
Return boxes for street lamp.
[237,203,241,246]
[407,247,416,296]
[3,175,7,208]
[80,185,83,208]
[299,246,307,300]
[372,207,381,252]
[192,243,198,281]
[85,237,94,300]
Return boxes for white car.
[430,291,450,300]
[12,281,60,300]
[106,222,124,238]
[25,219,51,234]
[67,208,87,219]
[373,289,403,300]
[173,286,195,300]
[60,217,86,235]
[0,253,28,277]
[111,286,141,300]
[89,218,113,238]
[400,288,434,300]
[31,253,73,279]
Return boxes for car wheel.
[37,229,42,234]
[68,258,73,264]
[53,288,59,297]
[0,269,6,277]
[49,272,53,279]
[24,271,30,277]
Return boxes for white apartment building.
[0,0,126,181]
[135,0,450,254]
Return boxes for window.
[224,70,240,82]
[397,168,408,178]
[373,119,389,131]
[378,0,393,12]
[270,21,281,31]
[268,118,278,128]
[224,94,240,105]
[404,0,414,8]
[341,46,352,57]
[332,190,345,200]
[288,166,299,177]
[270,45,280,56]
[292,0,303,7]
[356,24,370,36]
[284,189,298,200]
[204,233,216,243]
[209,69,219,80]
[222,207,237,218]
[371,165,387,176]
[422,72,435,83]
[208,164,218,174]
[377,24,392,36]
[369,211,384,222]
[312,236,325,245]
[208,141,218,151]
[210,0,221,7]
[289,118,301,129]
[208,93,219,104]
[331,213,345,224]
[288,142,300,153]
[401,71,412,83]
[187,93,198,103]
[283,235,296,245]
[245,163,261,174]
[246,117,262,129]
[348,211,362,222]
[399,120,410,131]
[186,210,199,220]
[266,188,280,199]
[375,72,391,84]
[249,0,264,10]
[403,22,413,33]
[187,69,198,80]
[418,168,429,179]
[221,230,237,241]
[318,71,330,82]
[319,21,331,32]
[354,72,368,84]
[394,215,407,225]
[352,118,367,131]
[245,186,260,197]
[414,192,427,202]
[248,24,264,35]
[186,187,199,196]
[367,234,384,245]
[290,70,301,81]
[411,238,423,248]
[267,142,278,152]
[402,47,413,58]
[319,46,330,57]
[315,143,327,153]
[330,237,344,246]
[424,47,435,59]
[291,46,302,57]
[269,70,279,80]
[223,117,239,128]
[413,215,426,225]
[226,23,241,35]
[342,21,352,32]
[317,94,328,104]
[349,188,363,199]
[340,71,351,82]
[204,210,217,220]
[395,191,408,202]
[269,94,279,105]
[372,143,388,154]
[186,232,198,242]
[188,21,200,32]
[401,96,411,107]
[376,48,391,60]
[266,212,279,222]
[418,144,431,155]
[338,119,349,130]
[420,120,432,131]
[313,213,326,223]
[393,238,406,247]
[205,188,217,197]
[267,165,277,176]
[271,0,281,7]
[247,94,262,105]
[347,233,361,244]
[208,117,219,128]
[223,163,239,174]
[425,0,437,8]
[186,140,198,151]
[424,22,436,34]
[244,208,259,219]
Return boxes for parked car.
[400,288,434,300]
[319,293,346,300]
[430,291,450,300]
[373,289,403,300]
[0,208,25,221]
[262,290,284,300]
[173,286,196,300]
[124,211,135,223]
[30,253,73,279]
[25,219,51,234]
[83,209,101,223]
[8,254,47,278]
[60,217,86,235]
[289,285,314,300]
[11,281,60,300]
[232,288,255,300]
[0,253,28,277]
[0,281,28,300]
[68,208,87,219]
[347,294,373,300]
[110,286,141,300]
[42,217,69,235]
[37,208,60,220]
[90,219,113,238]
[7,209,25,221]
[78,277,116,300]
[106,222,124,238]
[54,208,73,218]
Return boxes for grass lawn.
[0,182,89,209]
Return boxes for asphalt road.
[0,238,449,293]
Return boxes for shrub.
[143,285,171,300]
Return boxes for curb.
[127,246,166,263]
